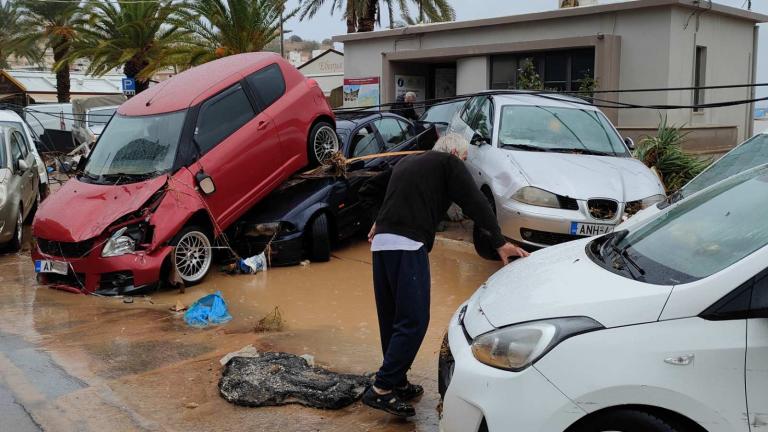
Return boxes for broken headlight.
[623,194,666,219]
[511,187,560,208]
[101,225,147,257]
[471,317,603,371]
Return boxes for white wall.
[456,57,489,95]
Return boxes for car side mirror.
[196,171,216,195]
[624,137,635,151]
[17,159,29,172]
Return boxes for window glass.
[460,97,484,125]
[694,46,707,112]
[10,132,22,168]
[398,119,415,139]
[88,107,116,128]
[0,135,5,167]
[246,64,286,109]
[681,134,768,199]
[375,118,408,150]
[13,131,28,157]
[472,98,493,140]
[753,274,768,312]
[498,105,627,155]
[351,125,381,158]
[195,84,255,153]
[419,100,464,123]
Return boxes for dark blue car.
[229,111,438,265]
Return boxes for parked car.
[418,99,466,136]
[0,124,40,251]
[440,163,768,432]
[620,129,768,230]
[230,111,438,265]
[31,52,336,294]
[0,110,50,198]
[447,92,665,249]
[23,103,74,136]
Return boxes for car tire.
[171,226,213,286]
[308,213,331,262]
[308,122,339,166]
[7,206,23,253]
[574,409,679,432]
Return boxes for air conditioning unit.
[560,0,598,8]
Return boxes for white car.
[440,164,768,432]
[620,129,768,230]
[0,110,49,197]
[447,93,665,249]
[23,103,74,136]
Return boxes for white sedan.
[440,164,768,432]
[447,93,665,249]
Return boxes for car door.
[9,130,36,214]
[194,82,281,228]
[372,117,414,167]
[747,271,768,431]
[464,97,497,183]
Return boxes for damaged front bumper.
[32,240,172,295]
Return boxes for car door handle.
[257,120,270,131]
[664,354,694,366]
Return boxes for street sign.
[122,77,136,96]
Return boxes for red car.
[32,53,337,294]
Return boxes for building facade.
[334,0,766,154]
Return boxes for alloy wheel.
[173,230,212,283]
[313,125,339,165]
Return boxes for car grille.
[557,196,579,210]
[521,228,586,246]
[37,238,95,258]
[587,199,619,220]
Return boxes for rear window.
[247,64,286,109]
[195,84,255,153]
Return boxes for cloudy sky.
[285,0,767,102]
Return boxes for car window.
[88,108,116,128]
[195,84,255,154]
[10,132,23,169]
[398,119,415,140]
[420,100,465,123]
[460,97,484,125]
[753,273,768,312]
[471,98,493,140]
[351,125,381,158]
[613,166,768,284]
[681,134,768,199]
[246,64,286,109]
[375,118,409,151]
[13,131,29,157]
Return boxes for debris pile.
[219,353,370,409]
[254,306,284,332]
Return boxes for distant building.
[335,0,767,155]
[0,70,123,105]
[298,49,344,96]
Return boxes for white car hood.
[510,152,664,201]
[466,238,673,336]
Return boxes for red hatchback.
[32,53,337,294]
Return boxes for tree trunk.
[345,1,356,33]
[357,0,377,32]
[52,38,71,103]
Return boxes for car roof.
[485,91,599,111]
[0,110,24,122]
[119,52,284,116]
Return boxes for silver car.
[0,125,40,251]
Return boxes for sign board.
[394,75,426,101]
[121,77,136,96]
[343,77,380,108]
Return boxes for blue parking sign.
[122,77,136,95]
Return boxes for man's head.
[432,133,469,160]
[404,92,417,104]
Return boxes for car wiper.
[548,147,613,157]
[500,143,550,152]
[80,172,100,182]
[601,230,645,280]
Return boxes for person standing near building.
[359,138,529,417]
[391,91,419,121]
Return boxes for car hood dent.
[469,239,672,333]
[509,152,664,201]
[33,176,169,242]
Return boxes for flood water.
[0,225,501,431]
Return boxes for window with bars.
[490,48,595,91]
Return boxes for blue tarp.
[184,291,232,328]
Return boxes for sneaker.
[395,382,424,401]
[362,387,416,418]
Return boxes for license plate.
[34,260,68,275]
[570,222,614,237]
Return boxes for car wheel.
[172,226,213,285]
[574,409,679,432]
[308,122,339,166]
[308,213,331,262]
[7,207,23,253]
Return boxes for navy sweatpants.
[371,247,431,390]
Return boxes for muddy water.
[0,225,501,431]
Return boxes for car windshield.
[675,134,768,202]
[419,100,465,123]
[88,107,116,128]
[602,165,768,285]
[498,105,628,156]
[83,111,186,183]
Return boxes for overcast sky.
[285,0,767,103]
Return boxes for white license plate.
[570,222,614,237]
[34,260,68,275]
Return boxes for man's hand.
[368,223,376,243]
[496,242,530,265]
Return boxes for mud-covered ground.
[0,223,500,432]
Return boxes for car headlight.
[101,227,136,257]
[623,194,666,218]
[471,317,603,371]
[511,186,560,208]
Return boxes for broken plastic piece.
[184,291,232,328]
[220,344,260,366]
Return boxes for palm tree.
[397,0,454,25]
[18,0,80,102]
[299,0,453,33]
[67,0,189,94]
[0,1,41,69]
[183,0,295,66]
